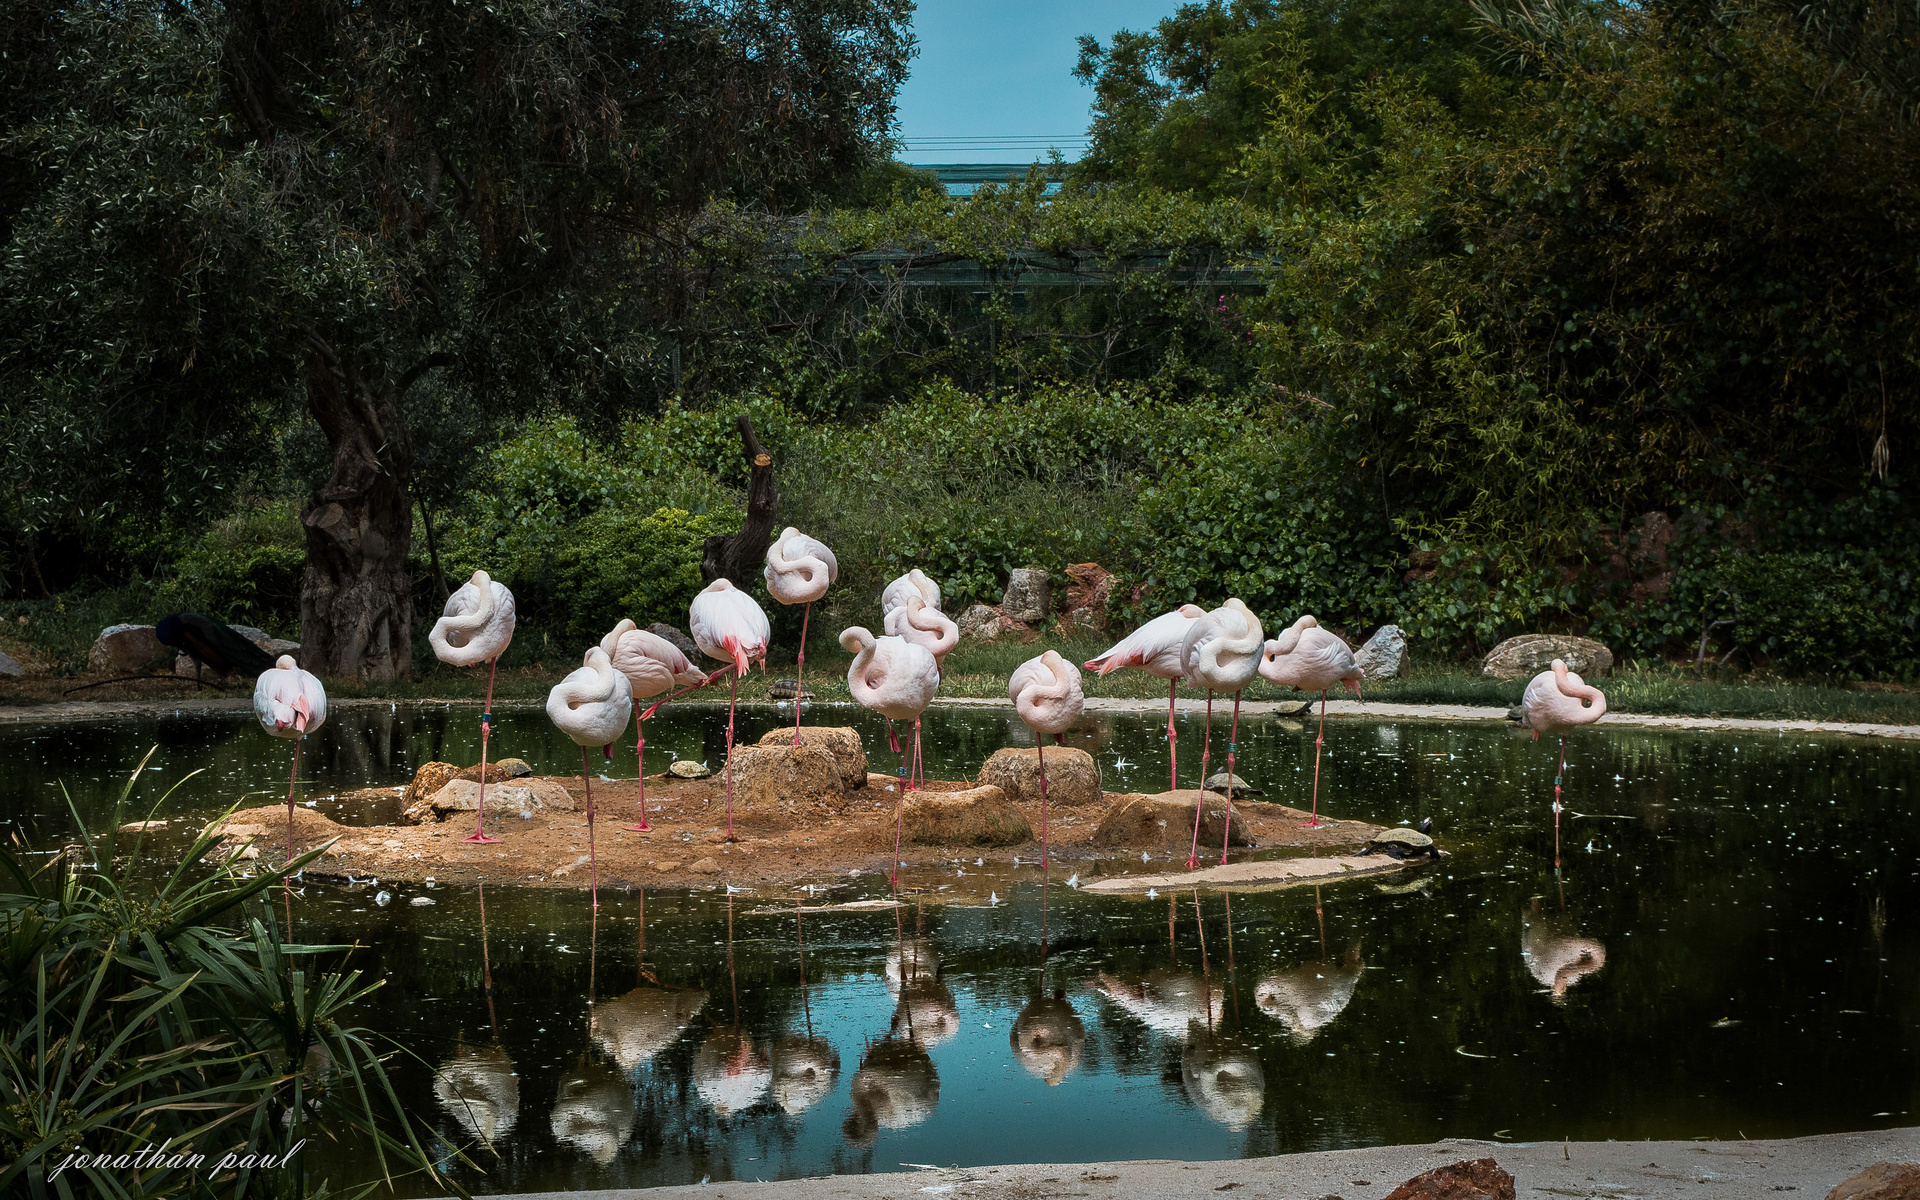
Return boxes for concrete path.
[481,1128,1917,1200]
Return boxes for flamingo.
[884,592,958,670]
[430,570,517,844]
[1180,599,1264,870]
[880,569,941,620]
[1258,615,1364,829]
[763,528,839,745]
[1085,604,1205,794]
[840,626,939,886]
[547,646,632,908]
[253,655,327,869]
[1520,658,1608,866]
[1008,651,1084,873]
[688,579,771,842]
[600,620,704,832]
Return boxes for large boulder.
[1827,1162,1920,1200]
[723,744,846,814]
[1000,569,1052,623]
[976,747,1102,808]
[1091,792,1250,850]
[421,778,576,820]
[957,603,1036,643]
[902,785,1032,846]
[1354,624,1408,680]
[1480,634,1613,681]
[89,624,164,674]
[0,649,23,679]
[647,623,700,661]
[757,726,868,791]
[403,762,463,811]
[1061,563,1116,634]
[1381,1157,1516,1200]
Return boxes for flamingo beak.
[292,696,312,733]
[1343,679,1362,699]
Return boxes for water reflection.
[433,1043,519,1144]
[551,1063,634,1164]
[843,1037,940,1144]
[693,1028,773,1118]
[591,986,705,1070]
[1091,969,1225,1036]
[1181,1026,1265,1130]
[1255,944,1365,1043]
[772,1035,840,1113]
[1521,895,1607,1002]
[1011,995,1086,1086]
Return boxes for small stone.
[1826,1161,1920,1200]
[0,649,23,678]
[1000,568,1051,623]
[669,760,712,779]
[977,747,1102,808]
[1380,1157,1515,1200]
[1481,634,1613,681]
[89,624,165,675]
[756,726,869,790]
[647,622,701,661]
[402,762,463,820]
[688,857,721,875]
[651,860,683,873]
[410,896,436,906]
[1353,625,1407,680]
[902,785,1032,846]
[1091,792,1250,849]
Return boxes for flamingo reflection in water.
[1012,877,1086,1087]
[1255,944,1365,1044]
[693,892,773,1119]
[843,1037,940,1145]
[1089,969,1226,1036]
[435,881,518,1150]
[773,902,840,1114]
[886,937,960,1047]
[551,1064,635,1165]
[1182,1027,1265,1130]
[1521,896,1607,1002]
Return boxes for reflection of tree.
[842,1038,939,1144]
[433,1043,520,1144]
[692,1028,772,1119]
[550,1062,634,1165]
[1010,995,1085,1086]
[1254,944,1364,1044]
[591,986,707,1070]
[1521,903,1607,1002]
[1181,1024,1264,1130]
[773,1035,841,1113]
[1091,970,1224,1036]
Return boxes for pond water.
[3,703,1917,1193]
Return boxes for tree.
[0,0,913,676]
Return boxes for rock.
[1381,1157,1515,1200]
[957,603,1036,643]
[724,744,846,813]
[403,762,464,815]
[0,649,22,678]
[1827,1162,1920,1200]
[669,760,712,779]
[173,653,206,679]
[422,778,576,820]
[756,727,868,790]
[1480,634,1614,681]
[410,895,435,906]
[688,857,721,875]
[229,624,273,645]
[259,638,301,657]
[1062,563,1117,632]
[902,785,1032,847]
[1000,568,1051,623]
[1091,792,1250,850]
[976,747,1102,808]
[118,819,168,833]
[89,624,164,675]
[651,860,683,873]
[1354,624,1407,680]
[647,622,700,661]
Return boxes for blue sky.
[893,0,1182,164]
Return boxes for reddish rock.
[1381,1157,1515,1200]
[1826,1161,1920,1200]
[1062,563,1116,632]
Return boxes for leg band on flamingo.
[465,657,503,844]
[625,701,652,832]
[1187,692,1214,870]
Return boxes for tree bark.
[298,332,415,681]
[701,414,780,587]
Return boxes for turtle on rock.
[1202,772,1261,797]
[1357,817,1443,861]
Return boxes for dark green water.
[3,704,1916,1193]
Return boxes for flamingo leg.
[913,718,925,792]
[1038,738,1050,874]
[793,601,810,746]
[1302,688,1328,829]
[624,700,651,832]
[581,745,599,910]
[1167,678,1179,795]
[723,668,739,841]
[464,656,502,844]
[1221,691,1241,865]
[284,737,302,878]
[1187,691,1214,870]
[1554,735,1566,870]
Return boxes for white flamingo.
[880,569,941,619]
[1008,651,1084,872]
[254,655,327,869]
[1520,658,1608,864]
[547,647,633,907]
[1086,604,1205,794]
[688,579,770,842]
[1180,599,1264,869]
[600,619,704,832]
[430,570,516,844]
[884,592,958,669]
[763,527,839,745]
[841,626,939,886]
[1258,615,1364,828]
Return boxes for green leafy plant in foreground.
[0,748,469,1199]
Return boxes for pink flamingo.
[1086,604,1205,794]
[600,619,705,832]
[430,570,517,844]
[547,647,633,908]
[1520,658,1608,867]
[881,570,941,621]
[885,592,958,670]
[840,626,939,886]
[1180,599,1264,870]
[764,528,839,745]
[1258,616,1364,829]
[253,655,327,870]
[1008,650,1084,873]
[689,579,770,842]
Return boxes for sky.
[893,0,1182,164]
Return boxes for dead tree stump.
[701,414,780,588]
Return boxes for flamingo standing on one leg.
[253,655,327,872]
[764,528,839,745]
[1086,605,1205,795]
[1179,599,1264,870]
[1520,658,1608,868]
[885,593,958,672]
[1008,651,1084,874]
[689,579,770,842]
[548,647,633,909]
[601,620,705,832]
[880,570,941,622]
[1258,615,1364,830]
[430,570,517,845]
[840,627,939,887]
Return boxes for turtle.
[494,757,534,779]
[1202,772,1262,797]
[1356,817,1443,861]
[768,678,816,702]
[667,760,712,779]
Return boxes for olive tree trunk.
[297,333,416,681]
[700,414,781,587]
